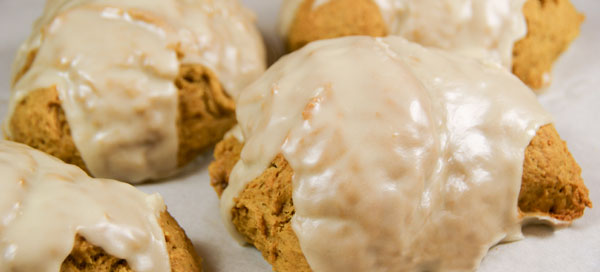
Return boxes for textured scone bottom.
[215,36,578,271]
[0,141,170,271]
[62,212,202,272]
[6,0,265,183]
[280,0,584,89]
[8,64,236,174]
[210,124,592,272]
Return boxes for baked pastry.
[209,36,591,271]
[279,0,584,89]
[0,140,201,271]
[5,0,266,183]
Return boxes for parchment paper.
[0,0,597,271]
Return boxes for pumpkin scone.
[5,0,266,183]
[279,0,584,89]
[209,37,591,272]
[0,140,202,271]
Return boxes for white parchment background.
[0,0,597,271]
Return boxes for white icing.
[278,0,305,38]
[279,0,527,67]
[7,0,266,183]
[221,36,553,271]
[224,124,244,143]
[0,140,169,272]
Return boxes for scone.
[280,0,584,89]
[209,36,592,271]
[5,0,266,183]
[0,140,201,271]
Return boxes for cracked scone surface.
[8,63,236,173]
[61,212,202,272]
[285,0,584,89]
[209,124,591,272]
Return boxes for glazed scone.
[5,0,266,183]
[0,140,201,271]
[209,124,592,271]
[280,0,584,89]
[9,64,236,174]
[62,212,201,272]
[209,37,591,271]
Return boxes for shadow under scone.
[9,64,236,174]
[208,124,591,272]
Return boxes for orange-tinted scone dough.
[209,124,591,272]
[208,139,311,272]
[287,0,388,52]
[512,0,584,89]
[519,124,592,220]
[61,211,202,272]
[8,64,236,173]
[286,0,584,89]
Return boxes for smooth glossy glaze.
[7,0,265,182]
[222,36,552,271]
[0,140,169,272]
[280,0,527,67]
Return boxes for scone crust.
[61,211,202,272]
[210,137,311,272]
[209,124,591,272]
[286,0,584,88]
[519,124,592,220]
[7,86,88,170]
[9,63,236,173]
[513,0,584,89]
[287,0,388,51]
[175,64,236,166]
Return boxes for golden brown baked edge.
[61,211,202,272]
[285,0,584,89]
[512,0,584,89]
[8,63,236,173]
[286,0,388,51]
[208,124,591,272]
